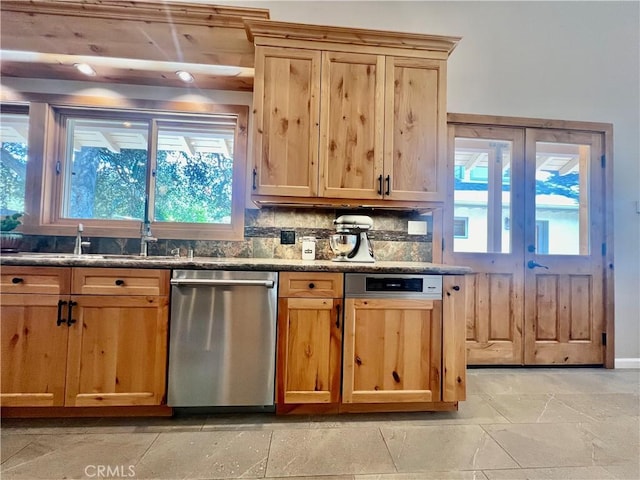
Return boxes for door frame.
[442,113,614,368]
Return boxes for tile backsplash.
[19,207,433,262]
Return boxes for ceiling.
[0,0,270,91]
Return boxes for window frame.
[13,94,248,241]
[0,103,30,217]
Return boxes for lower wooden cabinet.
[0,266,169,409]
[342,298,441,403]
[277,272,343,410]
[0,294,69,407]
[277,273,468,413]
[64,295,168,407]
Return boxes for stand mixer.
[329,215,375,263]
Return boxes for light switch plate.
[408,221,427,235]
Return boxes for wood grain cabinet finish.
[64,294,168,407]
[0,266,169,409]
[277,273,343,409]
[342,298,442,403]
[247,21,459,208]
[251,46,321,198]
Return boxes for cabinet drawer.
[72,268,169,296]
[0,267,70,295]
[279,272,343,298]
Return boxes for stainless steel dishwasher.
[167,270,277,407]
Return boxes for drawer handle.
[115,279,125,286]
[452,285,460,291]
[11,277,23,284]
[308,282,315,289]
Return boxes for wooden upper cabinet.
[319,51,385,200]
[252,46,321,197]
[385,57,446,202]
[246,20,460,208]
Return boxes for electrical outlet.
[408,221,427,235]
[280,230,296,245]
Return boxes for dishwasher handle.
[170,278,275,288]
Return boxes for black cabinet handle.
[115,279,125,286]
[385,175,391,195]
[308,282,315,289]
[56,300,68,326]
[335,303,341,329]
[252,168,257,190]
[11,277,23,284]
[452,285,460,291]
[377,175,383,195]
[67,300,77,327]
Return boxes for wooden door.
[319,51,385,199]
[276,297,342,405]
[523,130,606,364]
[384,56,446,202]
[444,125,526,364]
[0,294,69,407]
[342,298,441,403]
[64,295,169,406]
[252,46,321,197]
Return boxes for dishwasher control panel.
[344,273,442,299]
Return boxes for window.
[0,106,29,217]
[15,97,248,241]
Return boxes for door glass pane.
[154,122,235,224]
[453,138,512,253]
[0,112,29,215]
[535,142,589,255]
[64,118,148,220]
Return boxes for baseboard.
[614,358,640,369]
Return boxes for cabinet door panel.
[319,51,384,199]
[252,46,321,197]
[277,297,341,404]
[0,294,69,407]
[65,295,168,406]
[343,298,441,403]
[385,57,446,202]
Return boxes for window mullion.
[147,119,159,225]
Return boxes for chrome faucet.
[73,223,91,255]
[140,221,157,256]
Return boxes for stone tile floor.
[1,368,639,479]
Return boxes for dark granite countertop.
[0,253,471,275]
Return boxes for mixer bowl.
[329,234,357,258]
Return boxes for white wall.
[219,0,638,360]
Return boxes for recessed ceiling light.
[176,70,194,83]
[74,63,96,76]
